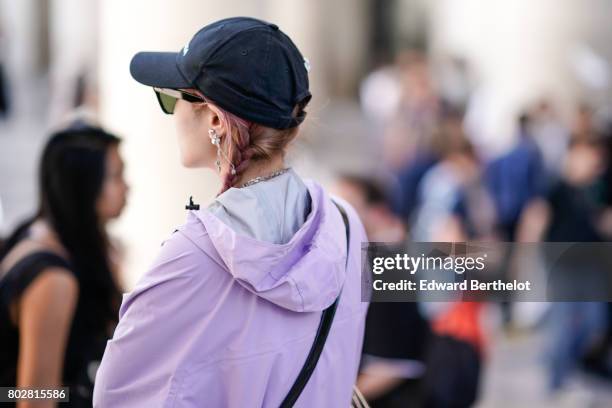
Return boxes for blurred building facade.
[2,0,612,286]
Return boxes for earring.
[208,129,222,173]
[208,129,237,175]
[208,128,221,145]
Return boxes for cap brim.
[129,51,191,89]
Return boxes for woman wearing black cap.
[93,17,369,407]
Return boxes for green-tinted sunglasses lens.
[155,91,178,114]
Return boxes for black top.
[545,181,603,242]
[362,302,431,361]
[0,251,109,407]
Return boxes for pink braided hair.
[194,93,307,195]
[217,109,255,194]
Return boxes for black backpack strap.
[279,200,351,407]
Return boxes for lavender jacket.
[92,179,368,407]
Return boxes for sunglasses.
[153,87,205,114]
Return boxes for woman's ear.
[206,104,226,137]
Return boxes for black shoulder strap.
[280,201,351,407]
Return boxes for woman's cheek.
[97,181,127,220]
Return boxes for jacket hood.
[192,180,347,312]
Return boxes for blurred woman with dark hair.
[0,123,128,407]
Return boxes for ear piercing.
[208,129,222,172]
[208,129,236,175]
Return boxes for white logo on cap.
[183,42,190,56]
[304,57,311,72]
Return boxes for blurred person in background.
[390,142,440,231]
[571,103,597,143]
[334,174,430,408]
[434,56,473,114]
[410,123,494,408]
[93,18,368,407]
[390,150,437,226]
[392,103,469,229]
[380,50,441,171]
[581,118,612,381]
[336,167,492,408]
[411,123,495,242]
[0,123,128,407]
[335,174,406,242]
[519,137,611,392]
[529,99,571,186]
[359,56,403,129]
[484,113,547,326]
[484,113,547,242]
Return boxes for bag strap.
[279,201,351,407]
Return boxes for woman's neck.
[232,155,287,187]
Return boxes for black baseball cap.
[130,17,311,129]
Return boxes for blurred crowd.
[332,49,612,407]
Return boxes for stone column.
[428,0,601,156]
[0,0,46,115]
[48,0,99,124]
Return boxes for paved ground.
[477,323,612,408]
